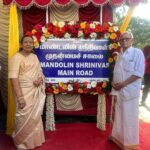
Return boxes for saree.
[9,52,46,149]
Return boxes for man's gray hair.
[121,31,134,39]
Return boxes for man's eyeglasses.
[120,38,132,42]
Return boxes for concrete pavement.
[139,91,150,123]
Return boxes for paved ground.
[139,91,150,123]
[0,90,149,133]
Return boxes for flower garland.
[26,21,122,95]
[46,81,109,95]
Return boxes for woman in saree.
[9,35,46,150]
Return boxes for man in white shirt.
[109,31,144,150]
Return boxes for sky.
[133,1,150,20]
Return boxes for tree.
[115,6,150,49]
[128,17,150,48]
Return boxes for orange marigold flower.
[44,32,50,38]
[34,41,39,48]
[108,27,114,32]
[53,89,59,94]
[80,22,86,29]
[78,88,83,94]
[52,85,56,90]
[112,43,118,49]
[110,33,117,40]
[59,82,63,87]
[32,29,37,34]
[108,57,113,63]
[102,82,107,88]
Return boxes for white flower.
[93,21,99,25]
[91,81,97,88]
[113,26,119,32]
[67,84,73,91]
[58,21,65,28]
[42,27,48,33]
[109,44,113,50]
[108,22,113,26]
[52,20,58,26]
[64,33,71,38]
[78,31,84,38]
[40,36,46,42]
[117,42,121,46]
[104,33,110,39]
[90,32,97,39]
[90,23,96,29]
[49,34,54,39]
[87,83,92,89]
[68,21,75,25]
[32,36,37,42]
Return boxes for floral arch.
[26,21,121,95]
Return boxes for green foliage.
[128,17,150,49]
[116,11,150,49]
